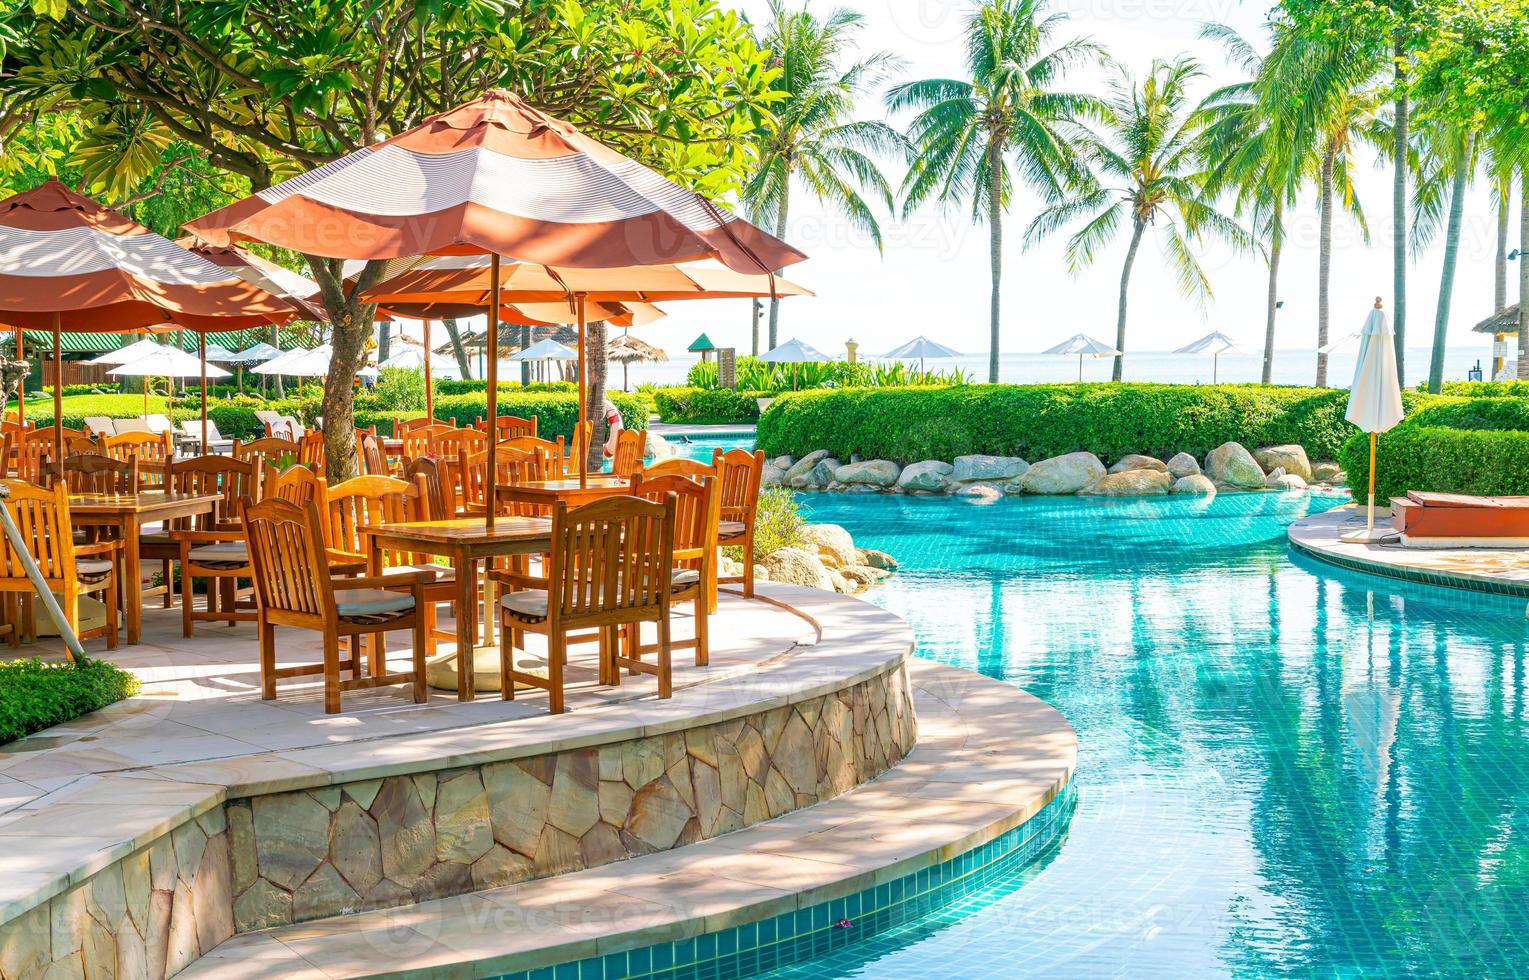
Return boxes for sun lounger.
[179,419,234,454]
[145,413,175,435]
[112,417,151,434]
[1390,491,1529,548]
[81,416,115,438]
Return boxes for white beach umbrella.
[86,337,167,366]
[266,345,340,378]
[509,338,578,362]
[1042,333,1121,382]
[378,346,463,380]
[252,346,311,375]
[1174,331,1243,384]
[201,343,239,362]
[1343,301,1406,540]
[109,347,230,418]
[881,336,964,374]
[227,342,283,365]
[760,338,830,363]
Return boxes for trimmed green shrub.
[0,658,141,746]
[18,393,314,439]
[432,380,577,396]
[687,356,969,392]
[756,384,1439,465]
[651,387,764,424]
[1339,426,1529,503]
[357,391,650,439]
[1405,397,1529,432]
[1436,380,1529,398]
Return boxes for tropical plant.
[886,0,1103,383]
[684,356,968,391]
[1025,56,1250,381]
[745,2,907,349]
[1409,110,1478,393]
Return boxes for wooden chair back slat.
[610,429,647,479]
[549,495,674,622]
[429,428,486,462]
[0,479,74,581]
[357,432,389,476]
[104,431,172,487]
[241,496,332,623]
[166,456,258,529]
[713,448,765,524]
[403,457,455,521]
[59,453,138,494]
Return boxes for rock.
[857,548,898,572]
[1109,454,1168,474]
[1172,474,1217,495]
[788,456,840,489]
[1311,461,1344,484]
[1021,452,1107,495]
[760,464,786,487]
[252,792,331,891]
[799,524,857,567]
[762,547,833,590]
[824,567,851,593]
[1253,444,1312,482]
[1167,452,1201,478]
[955,482,1004,500]
[1204,442,1266,489]
[770,455,795,470]
[1271,473,1308,491]
[896,460,954,493]
[434,770,494,865]
[1082,469,1171,496]
[840,565,890,590]
[1264,466,1286,484]
[645,434,678,461]
[780,450,829,486]
[953,454,1029,483]
[834,459,901,488]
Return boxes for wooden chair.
[394,416,446,436]
[493,494,676,713]
[459,448,537,516]
[356,431,390,476]
[398,424,454,464]
[19,428,96,482]
[430,427,485,462]
[404,456,457,521]
[263,463,326,509]
[0,480,119,653]
[233,436,303,474]
[59,453,138,495]
[713,449,766,598]
[501,437,561,481]
[104,431,172,487]
[475,415,538,440]
[610,429,647,479]
[167,455,261,636]
[642,457,715,481]
[630,473,719,666]
[561,420,594,476]
[297,430,325,472]
[241,495,430,714]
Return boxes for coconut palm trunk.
[766,186,791,351]
[1112,218,1147,383]
[987,141,1004,384]
[1520,169,1529,378]
[1262,218,1283,384]
[1496,182,1511,313]
[1427,134,1473,393]
[1317,142,1336,387]
[442,317,472,379]
[584,319,610,472]
[1391,31,1410,384]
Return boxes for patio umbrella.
[86,337,168,367]
[0,180,309,467]
[1174,331,1244,384]
[189,89,806,515]
[1043,334,1122,382]
[1343,299,1406,541]
[228,342,283,364]
[881,335,963,374]
[608,330,668,391]
[251,346,311,376]
[760,338,831,390]
[378,346,463,379]
[108,347,230,419]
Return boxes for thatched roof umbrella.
[1475,305,1522,377]
[608,331,669,391]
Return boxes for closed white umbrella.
[882,336,963,374]
[1174,331,1243,384]
[1043,334,1121,382]
[1343,300,1406,541]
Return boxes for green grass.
[0,657,141,745]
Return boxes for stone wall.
[0,809,233,980]
[227,662,916,932]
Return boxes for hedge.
[433,380,577,396]
[1436,380,1529,398]
[18,394,315,439]
[755,383,1439,465]
[0,658,141,746]
[651,387,764,424]
[1404,397,1529,431]
[357,391,650,439]
[1339,426,1529,503]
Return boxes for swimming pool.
[764,490,1529,977]
[658,430,756,464]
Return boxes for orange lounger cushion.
[1405,491,1529,510]
[1393,496,1529,537]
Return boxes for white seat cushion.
[718,520,747,538]
[671,568,701,589]
[379,563,454,585]
[187,543,249,569]
[499,590,549,622]
[334,588,415,621]
[76,559,114,580]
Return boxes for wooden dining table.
[361,516,554,700]
[496,476,632,511]
[69,491,222,644]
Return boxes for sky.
[633,0,1507,374]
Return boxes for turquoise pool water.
[766,490,1529,978]
[659,431,755,463]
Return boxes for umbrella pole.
[199,332,208,454]
[1366,431,1378,535]
[14,324,24,428]
[1078,354,1083,383]
[1213,353,1219,385]
[576,293,587,488]
[424,320,434,422]
[51,313,62,478]
[485,254,500,534]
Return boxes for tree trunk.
[751,299,761,357]
[308,256,385,482]
[377,320,391,362]
[1428,133,1473,393]
[520,325,531,384]
[270,323,284,398]
[1317,141,1336,387]
[986,141,1003,384]
[584,319,610,471]
[1112,219,1147,383]
[766,183,790,352]
[1496,180,1511,313]
[441,317,473,379]
[1392,30,1410,385]
[1262,217,1283,385]
[1520,168,1529,379]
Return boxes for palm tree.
[746,2,907,350]
[1026,56,1249,381]
[885,0,1103,383]
[1411,113,1478,393]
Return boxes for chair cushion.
[187,543,249,569]
[76,559,114,581]
[334,588,416,623]
[499,590,549,622]
[380,563,454,585]
[671,568,701,589]
[718,520,747,538]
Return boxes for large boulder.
[1253,444,1312,482]
[955,482,1005,500]
[799,524,857,568]
[769,455,795,471]
[761,464,787,487]
[1204,442,1266,489]
[1021,452,1107,495]
[761,548,832,590]
[1109,454,1168,474]
[1172,474,1217,496]
[1167,453,1201,479]
[1082,469,1171,496]
[646,434,679,462]
[780,450,829,487]
[835,459,901,488]
[839,565,887,591]
[857,548,899,572]
[953,454,1029,483]
[789,457,840,489]
[897,460,955,493]
[1311,461,1344,484]
[1270,473,1308,491]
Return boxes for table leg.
[124,516,142,645]
[367,538,385,676]
[456,548,475,701]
